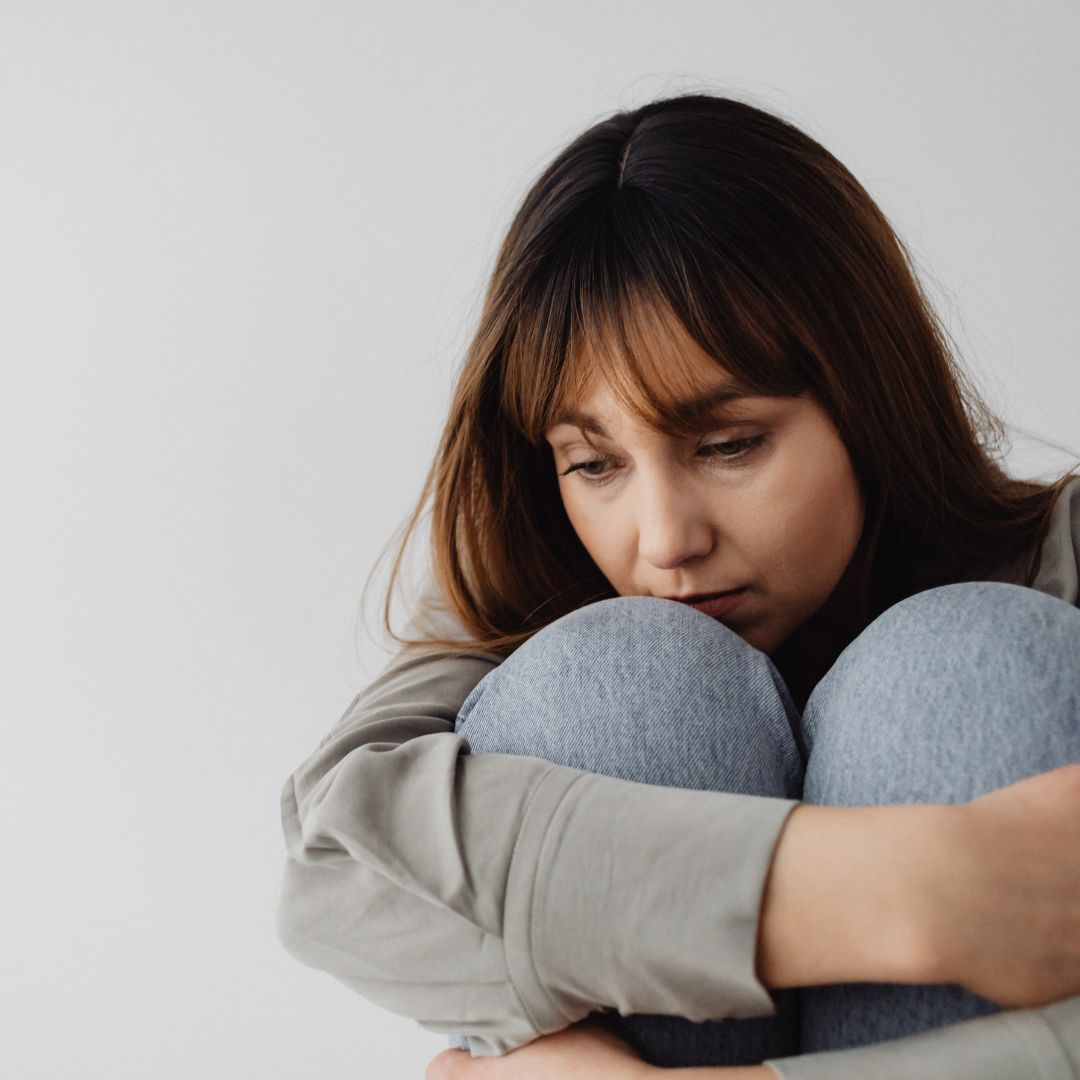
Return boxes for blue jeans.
[447,582,1080,1067]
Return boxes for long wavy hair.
[362,92,1078,660]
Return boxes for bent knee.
[821,581,1079,703]
[455,595,802,796]
[464,594,753,696]
[801,582,1080,804]
[869,580,1078,652]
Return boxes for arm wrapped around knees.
[277,644,796,1056]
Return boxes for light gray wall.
[4,2,1077,1078]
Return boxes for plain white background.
[3,2,1078,1078]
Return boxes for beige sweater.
[277,477,1080,1079]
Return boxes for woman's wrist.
[756,802,947,989]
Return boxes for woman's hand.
[921,763,1080,1008]
[425,1020,776,1079]
[425,1019,649,1080]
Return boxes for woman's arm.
[760,763,1080,1008]
[277,582,1080,1054]
[277,634,798,1055]
[426,1018,771,1078]
[427,998,1080,1080]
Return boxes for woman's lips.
[687,589,749,618]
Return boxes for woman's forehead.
[557,308,768,421]
[540,287,810,439]
[557,369,754,420]
[548,368,779,443]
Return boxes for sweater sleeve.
[764,993,1080,1080]
[275,593,799,1056]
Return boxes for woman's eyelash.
[696,435,767,461]
[559,434,768,484]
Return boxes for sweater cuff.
[503,766,799,1032]
[765,1007,1077,1080]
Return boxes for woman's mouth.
[666,588,751,618]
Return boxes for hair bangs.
[553,259,813,441]
[506,187,820,447]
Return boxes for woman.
[277,94,1080,1079]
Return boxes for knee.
[814,580,1075,685]
[455,596,802,796]
[462,595,757,710]
[802,582,1080,804]
[870,580,1076,657]
[839,582,1079,705]
[456,596,749,738]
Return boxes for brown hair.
[362,93,1078,660]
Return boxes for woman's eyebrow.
[552,381,758,437]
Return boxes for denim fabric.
[797,581,1080,1054]
[447,581,1080,1067]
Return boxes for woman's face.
[544,349,866,656]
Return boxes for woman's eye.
[559,434,767,486]
[569,457,616,480]
[698,434,767,460]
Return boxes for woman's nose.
[636,477,715,569]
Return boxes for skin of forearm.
[756,802,948,989]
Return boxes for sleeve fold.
[276,627,798,1055]
[765,993,1080,1080]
